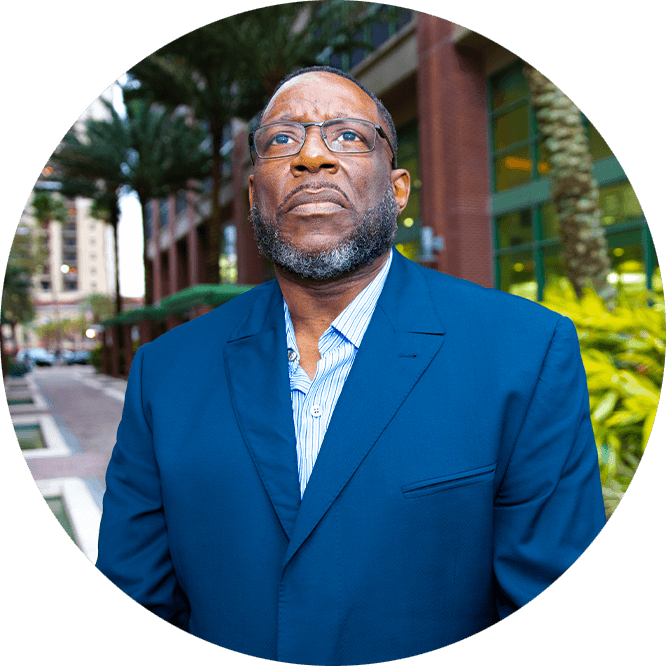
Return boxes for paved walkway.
[5,364,129,564]
[13,365,126,509]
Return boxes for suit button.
[310,405,322,417]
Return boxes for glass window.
[492,105,529,150]
[350,29,366,68]
[490,63,619,195]
[220,223,238,284]
[587,121,613,162]
[607,240,645,292]
[490,64,652,300]
[543,243,565,289]
[394,121,421,257]
[159,199,169,228]
[371,22,390,48]
[491,67,529,110]
[498,250,536,300]
[542,183,645,237]
[144,203,153,239]
[496,209,532,249]
[541,202,559,239]
[176,191,188,216]
[494,146,532,192]
[598,182,644,225]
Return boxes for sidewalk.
[6,364,127,561]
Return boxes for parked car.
[67,350,91,365]
[56,349,75,364]
[15,349,35,369]
[25,348,56,366]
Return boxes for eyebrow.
[268,112,371,123]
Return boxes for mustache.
[277,181,353,216]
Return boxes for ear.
[248,174,254,209]
[391,169,410,213]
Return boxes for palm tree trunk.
[524,65,616,308]
[110,196,122,316]
[109,191,126,374]
[206,121,223,285]
[137,190,153,306]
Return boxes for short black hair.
[260,65,398,165]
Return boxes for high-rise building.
[13,91,116,352]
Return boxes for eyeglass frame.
[248,117,398,170]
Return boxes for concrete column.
[110,326,120,378]
[166,314,187,331]
[138,319,152,347]
[151,200,162,302]
[168,195,178,297]
[416,14,492,287]
[194,304,213,318]
[233,129,264,285]
[187,184,200,287]
[101,329,110,375]
[123,324,134,376]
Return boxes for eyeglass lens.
[253,119,377,158]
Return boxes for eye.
[269,132,296,146]
[326,120,373,151]
[255,123,304,155]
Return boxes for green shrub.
[542,279,664,517]
[7,360,30,377]
[90,343,103,372]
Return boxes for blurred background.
[2,2,663,555]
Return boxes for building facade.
[10,87,119,353]
[143,9,658,331]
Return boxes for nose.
[290,126,339,175]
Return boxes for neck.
[276,251,390,341]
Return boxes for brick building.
[126,9,657,366]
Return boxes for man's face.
[248,72,410,280]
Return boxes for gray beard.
[250,188,398,280]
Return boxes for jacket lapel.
[224,281,301,539]
[283,253,446,568]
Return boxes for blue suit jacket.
[97,252,605,664]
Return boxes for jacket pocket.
[401,463,497,499]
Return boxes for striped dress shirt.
[284,250,393,498]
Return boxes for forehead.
[262,72,381,126]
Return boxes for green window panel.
[488,62,657,299]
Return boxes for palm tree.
[228,1,402,99]
[2,228,39,371]
[125,1,402,285]
[126,32,240,284]
[53,96,209,307]
[53,115,125,315]
[51,96,210,374]
[524,65,616,308]
[122,95,210,303]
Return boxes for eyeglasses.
[249,117,397,169]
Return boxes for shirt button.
[288,350,298,362]
[310,405,322,418]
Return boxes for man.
[97,66,606,665]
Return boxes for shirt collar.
[329,249,393,349]
[284,249,393,353]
